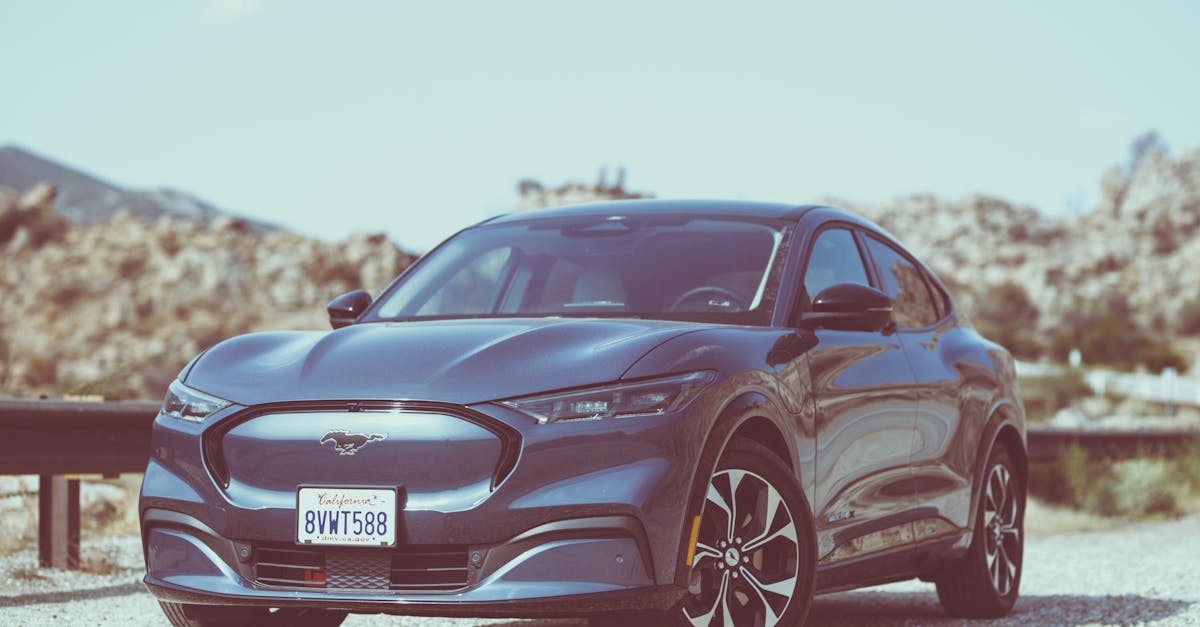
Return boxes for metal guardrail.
[0,398,1197,569]
[1026,427,1199,463]
[0,399,159,475]
[0,398,158,568]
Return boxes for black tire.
[685,436,817,626]
[590,437,815,627]
[934,444,1024,618]
[159,602,348,627]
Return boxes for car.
[140,199,1027,627]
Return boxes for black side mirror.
[800,283,894,332]
[327,290,372,329]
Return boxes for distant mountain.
[0,145,274,230]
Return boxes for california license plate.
[296,487,397,546]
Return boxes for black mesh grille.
[252,544,469,591]
[328,550,390,589]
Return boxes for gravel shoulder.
[2,512,1197,626]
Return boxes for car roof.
[480,199,825,225]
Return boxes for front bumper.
[143,511,684,616]
[140,399,711,616]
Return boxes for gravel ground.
[2,513,1197,626]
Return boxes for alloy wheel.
[683,469,800,627]
[982,464,1021,597]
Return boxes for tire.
[679,436,816,627]
[159,602,347,627]
[934,444,1024,618]
[589,437,816,627]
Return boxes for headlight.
[162,380,231,423]
[500,371,715,424]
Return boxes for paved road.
[3,513,1197,626]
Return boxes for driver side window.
[416,247,513,315]
[802,228,870,306]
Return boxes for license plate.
[296,487,397,546]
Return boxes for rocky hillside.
[516,167,652,212]
[832,146,1200,371]
[0,183,412,399]
[2,144,1198,402]
[0,145,274,230]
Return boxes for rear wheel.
[934,444,1024,617]
[681,437,816,627]
[159,602,347,627]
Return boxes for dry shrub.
[1029,443,1199,518]
[23,354,58,386]
[48,282,87,307]
[117,255,146,279]
[1112,459,1185,516]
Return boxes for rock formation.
[0,186,412,399]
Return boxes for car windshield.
[365,214,792,325]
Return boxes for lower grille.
[328,551,390,589]
[252,544,469,591]
[391,547,470,590]
[255,546,325,587]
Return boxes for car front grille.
[252,544,470,592]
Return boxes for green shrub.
[973,281,1041,359]
[1028,441,1200,518]
[1060,444,1115,513]
[1049,294,1187,372]
[64,367,136,401]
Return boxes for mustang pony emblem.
[320,430,386,455]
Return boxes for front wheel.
[682,437,816,627]
[934,444,1024,617]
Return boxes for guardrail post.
[38,474,80,569]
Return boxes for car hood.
[184,318,712,406]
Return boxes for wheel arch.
[966,400,1028,539]
[729,415,794,472]
[671,388,805,587]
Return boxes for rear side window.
[802,228,871,304]
[863,237,940,328]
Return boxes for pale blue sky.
[2,1,1198,252]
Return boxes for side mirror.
[801,283,894,332]
[327,290,372,329]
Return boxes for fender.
[962,397,1028,549]
[671,388,800,586]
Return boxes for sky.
[3,0,1199,253]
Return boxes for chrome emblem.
[320,430,386,456]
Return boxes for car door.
[859,235,973,541]
[796,226,920,565]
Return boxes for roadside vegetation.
[1028,441,1200,519]
[972,286,1188,373]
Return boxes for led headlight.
[500,371,715,423]
[162,379,231,423]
